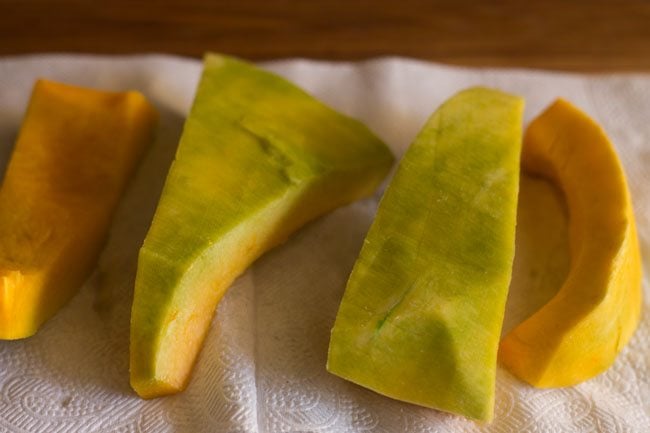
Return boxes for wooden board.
[2,0,650,71]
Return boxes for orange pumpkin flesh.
[499,99,642,387]
[0,79,157,339]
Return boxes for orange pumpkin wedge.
[0,79,157,339]
[499,99,642,387]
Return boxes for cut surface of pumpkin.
[499,99,642,387]
[0,79,157,339]
[327,87,524,422]
[129,54,394,399]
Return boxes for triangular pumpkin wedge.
[0,80,157,339]
[129,54,394,398]
[327,87,524,422]
[499,99,642,387]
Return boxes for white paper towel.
[0,54,648,433]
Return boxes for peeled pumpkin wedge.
[499,99,642,387]
[129,54,394,399]
[327,87,524,422]
[0,79,157,339]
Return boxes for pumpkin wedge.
[327,87,524,422]
[499,99,642,387]
[0,79,157,339]
[129,54,394,399]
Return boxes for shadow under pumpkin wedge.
[129,54,394,399]
[499,99,642,387]
[0,79,157,340]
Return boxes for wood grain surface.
[2,0,650,71]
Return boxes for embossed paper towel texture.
[0,55,648,432]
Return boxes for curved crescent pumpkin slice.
[499,99,642,387]
[0,79,157,339]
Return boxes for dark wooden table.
[2,0,650,71]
